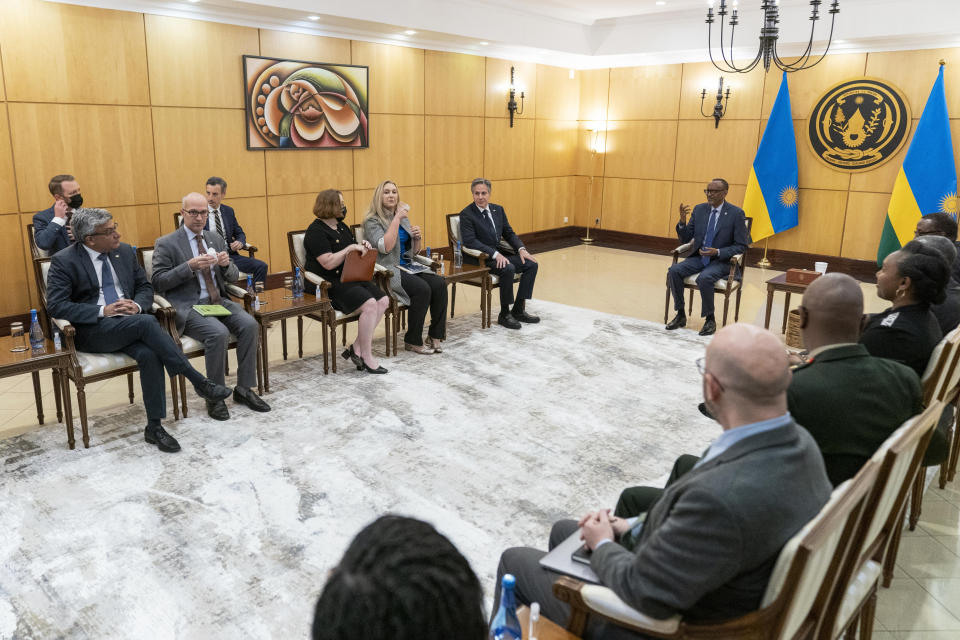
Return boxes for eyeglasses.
[914,228,942,238]
[695,356,725,392]
[704,188,726,195]
[183,209,208,218]
[90,223,120,237]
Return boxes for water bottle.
[454,241,463,269]
[246,275,260,311]
[29,309,45,354]
[53,329,62,352]
[489,574,522,640]
[425,246,432,260]
[293,267,304,299]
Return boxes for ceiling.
[49,0,960,69]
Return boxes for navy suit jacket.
[32,205,73,254]
[208,204,247,255]
[676,202,751,263]
[458,202,523,259]
[46,242,154,326]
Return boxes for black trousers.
[232,253,268,283]
[400,271,447,346]
[614,454,700,518]
[487,254,538,311]
[666,257,731,317]
[74,314,192,421]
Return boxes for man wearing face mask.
[33,174,84,254]
[204,176,268,284]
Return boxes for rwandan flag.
[877,65,958,265]
[743,71,799,241]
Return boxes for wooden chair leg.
[297,315,304,359]
[688,289,695,317]
[180,375,188,418]
[53,369,63,423]
[844,614,858,640]
[451,283,457,318]
[77,383,90,448]
[722,291,731,326]
[664,279,671,324]
[341,323,347,347]
[949,414,960,481]
[170,373,180,421]
[61,373,75,450]
[883,502,907,587]
[393,310,400,357]
[859,590,877,640]
[322,316,330,374]
[281,318,288,360]
[735,285,743,322]
[909,468,925,530]
[127,373,134,404]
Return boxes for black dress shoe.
[144,425,181,453]
[498,313,522,329]
[342,345,363,370]
[512,310,540,323]
[234,386,271,412]
[194,379,232,403]
[207,400,230,421]
[697,402,717,421]
[665,313,687,330]
[699,318,717,336]
[361,362,388,374]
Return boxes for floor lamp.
[582,127,602,244]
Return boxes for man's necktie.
[195,234,221,303]
[212,210,226,242]
[702,208,719,266]
[99,254,120,305]
[484,209,496,234]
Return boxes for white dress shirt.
[81,243,134,317]
[183,226,218,300]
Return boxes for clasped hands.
[104,299,139,316]
[578,509,631,551]
[188,252,230,271]
[678,204,719,257]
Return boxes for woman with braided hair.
[312,515,486,640]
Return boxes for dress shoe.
[404,342,435,355]
[498,313,522,330]
[698,402,716,421]
[361,361,388,374]
[512,310,540,323]
[207,400,230,421]
[342,345,363,370]
[234,386,271,412]
[699,318,717,336]
[144,425,181,453]
[194,378,232,403]
[425,337,444,353]
[665,313,687,330]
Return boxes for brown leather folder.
[341,249,377,283]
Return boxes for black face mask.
[67,193,83,209]
[337,205,347,220]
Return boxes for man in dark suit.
[459,178,540,329]
[496,324,831,636]
[204,176,268,283]
[915,212,960,284]
[152,192,269,421]
[44,208,233,452]
[666,178,751,336]
[32,174,84,255]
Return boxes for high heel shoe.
[361,361,388,374]
[342,345,363,370]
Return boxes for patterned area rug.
[0,300,719,639]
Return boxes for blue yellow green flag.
[877,64,958,265]
[743,71,799,242]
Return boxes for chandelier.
[706,0,840,73]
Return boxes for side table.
[434,260,492,328]
[764,273,811,333]
[0,336,75,448]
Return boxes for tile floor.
[2,244,958,638]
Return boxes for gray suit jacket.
[151,226,240,332]
[363,214,418,307]
[591,420,831,623]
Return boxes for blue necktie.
[99,254,120,305]
[702,208,719,266]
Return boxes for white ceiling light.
[480,41,489,45]
[404,29,417,35]
[307,15,319,21]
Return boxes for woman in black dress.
[304,189,390,374]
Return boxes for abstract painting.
[243,55,369,149]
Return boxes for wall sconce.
[700,77,731,128]
[508,66,525,128]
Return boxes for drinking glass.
[283,276,294,299]
[10,322,27,352]
[255,281,267,306]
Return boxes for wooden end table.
[0,336,75,448]
[517,605,580,640]
[764,273,812,333]
[243,289,332,394]
[433,260,492,328]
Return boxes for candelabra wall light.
[507,66,525,127]
[706,0,840,74]
[701,77,731,128]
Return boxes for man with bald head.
[152,192,270,420]
[496,324,830,635]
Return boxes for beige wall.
[1,0,958,318]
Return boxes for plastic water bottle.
[53,329,62,352]
[246,275,260,311]
[489,574,522,640]
[293,267,304,299]
[29,309,45,354]
[454,241,463,269]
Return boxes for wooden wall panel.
[848,119,918,194]
[108,204,162,251]
[673,119,759,186]
[425,51,485,117]
[145,16,259,109]
[266,193,319,271]
[678,62,766,121]
[8,103,157,212]
[536,65,579,121]
[0,214,31,317]
[352,114,425,189]
[258,30,352,64]
[603,120,677,181]
[533,120,578,178]
[351,42,424,114]
[532,177,577,231]
[575,176,603,228]
[578,69,610,122]
[425,116,483,185]
[607,65,683,121]
[841,191,890,261]
[765,189,847,256]
[484,117,534,180]
[864,48,960,118]
[264,150,353,196]
[152,107,265,203]
[760,54,867,119]
[18,213,40,309]
[669,181,748,233]
[575,123,607,179]
[601,178,673,236]
[0,0,149,105]
[223,197,270,269]
[488,179,534,235]
[352,185,425,241]
[0,107,19,214]
[485,58,537,121]
[424,182,472,249]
